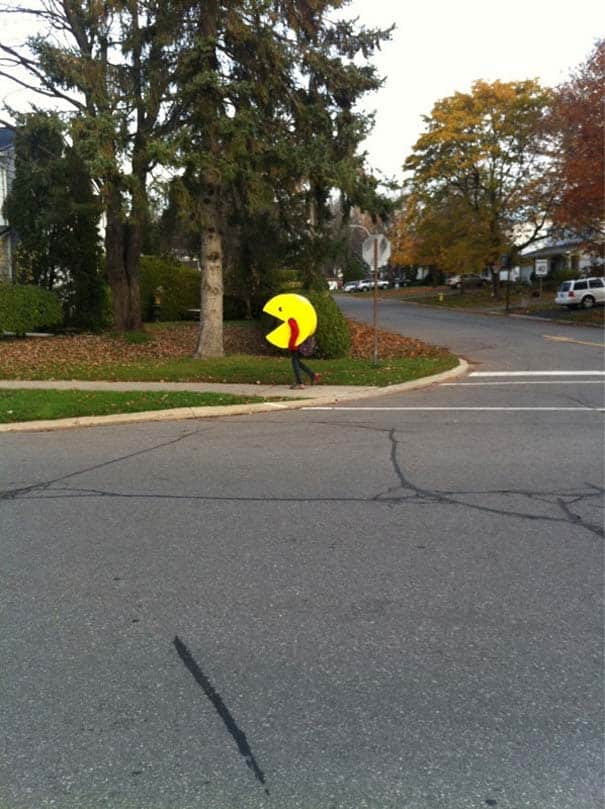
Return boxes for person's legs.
[299,358,316,383]
[291,351,303,385]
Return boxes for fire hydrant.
[153,286,164,322]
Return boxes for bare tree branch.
[0,43,86,110]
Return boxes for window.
[588,279,604,288]
[574,281,588,291]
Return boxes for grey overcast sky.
[0,0,602,184]
[346,0,602,182]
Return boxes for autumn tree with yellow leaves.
[401,79,555,293]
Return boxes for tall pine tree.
[4,112,104,328]
[170,0,392,356]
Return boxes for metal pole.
[373,238,378,365]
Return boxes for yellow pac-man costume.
[263,294,317,350]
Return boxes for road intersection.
[1,301,603,809]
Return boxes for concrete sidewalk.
[0,378,376,399]
[0,359,468,432]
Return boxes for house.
[0,127,16,283]
[519,231,604,279]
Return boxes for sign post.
[500,254,513,312]
[362,235,391,365]
[535,259,548,299]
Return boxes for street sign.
[362,234,391,268]
[535,259,548,277]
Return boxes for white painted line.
[470,371,605,377]
[305,406,605,412]
[444,380,605,386]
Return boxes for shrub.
[139,255,200,321]
[224,264,289,320]
[0,283,63,335]
[550,265,576,284]
[223,294,248,321]
[304,290,351,358]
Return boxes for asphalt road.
[338,293,604,372]
[1,302,603,809]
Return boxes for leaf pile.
[0,319,445,378]
[347,320,447,359]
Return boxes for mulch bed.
[0,320,446,377]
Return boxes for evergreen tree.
[1,2,391,344]
[4,112,104,328]
[171,0,393,356]
[0,1,187,330]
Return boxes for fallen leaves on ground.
[0,319,445,377]
[347,320,446,359]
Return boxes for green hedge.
[139,255,200,321]
[303,290,351,358]
[0,283,63,335]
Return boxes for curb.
[386,298,604,327]
[0,359,469,433]
[507,313,604,327]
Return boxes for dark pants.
[291,351,314,384]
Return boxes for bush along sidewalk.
[0,283,63,335]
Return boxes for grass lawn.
[0,354,457,387]
[0,389,268,423]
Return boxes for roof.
[522,243,582,260]
[0,128,15,151]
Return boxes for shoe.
[290,383,305,389]
[312,373,321,385]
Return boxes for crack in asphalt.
[315,421,604,538]
[1,422,602,538]
[374,426,604,538]
[0,426,209,500]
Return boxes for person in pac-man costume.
[263,293,321,389]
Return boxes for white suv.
[555,277,605,309]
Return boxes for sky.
[0,0,602,185]
[345,0,603,182]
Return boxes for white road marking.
[470,370,605,377]
[306,406,605,412]
[444,380,605,386]
[543,335,605,348]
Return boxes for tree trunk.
[491,267,501,299]
[105,184,143,331]
[194,181,224,358]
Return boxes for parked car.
[555,277,605,309]
[446,273,487,289]
[343,280,361,292]
[356,277,390,291]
